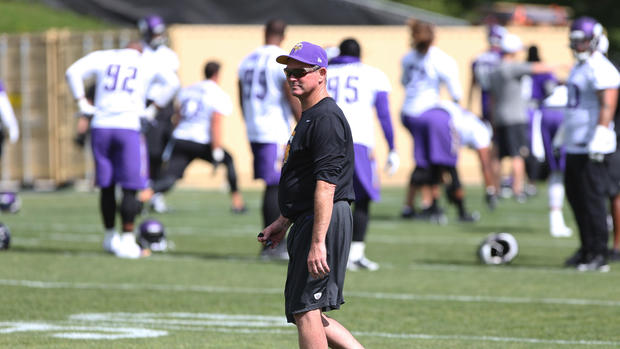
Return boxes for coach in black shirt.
[257,41,362,348]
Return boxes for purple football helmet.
[487,24,506,48]
[138,15,167,48]
[569,16,603,61]
[0,192,20,213]
[138,218,167,252]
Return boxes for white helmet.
[478,233,519,265]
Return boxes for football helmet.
[138,15,167,49]
[0,192,20,213]
[478,232,519,265]
[137,219,167,252]
[487,24,506,48]
[569,16,603,62]
[0,223,10,250]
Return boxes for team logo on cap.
[292,42,303,52]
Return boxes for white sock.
[548,172,565,209]
[104,229,118,237]
[349,241,365,262]
[550,209,567,230]
[121,232,136,242]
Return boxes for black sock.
[353,199,370,242]
[100,186,116,230]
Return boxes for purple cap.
[276,41,328,68]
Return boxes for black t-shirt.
[279,97,355,219]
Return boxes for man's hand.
[588,125,616,162]
[258,216,290,248]
[307,241,330,279]
[212,147,224,163]
[385,150,400,176]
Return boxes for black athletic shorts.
[606,147,620,197]
[284,200,353,323]
[495,124,529,159]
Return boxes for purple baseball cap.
[276,41,328,68]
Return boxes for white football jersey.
[65,48,180,131]
[172,80,233,144]
[400,46,462,117]
[564,51,620,154]
[142,44,180,106]
[472,50,501,91]
[438,100,491,150]
[327,61,391,148]
[238,45,293,144]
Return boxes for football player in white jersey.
[560,17,620,271]
[139,62,246,213]
[400,19,463,220]
[327,38,399,271]
[138,15,181,213]
[66,41,180,259]
[238,19,300,260]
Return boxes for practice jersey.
[172,79,233,144]
[438,100,491,150]
[564,51,620,154]
[142,43,180,106]
[327,59,391,149]
[238,45,293,144]
[400,46,462,117]
[66,48,180,131]
[472,50,501,91]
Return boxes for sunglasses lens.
[284,69,305,78]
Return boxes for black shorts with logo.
[284,200,352,323]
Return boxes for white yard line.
[1,278,619,307]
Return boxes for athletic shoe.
[231,206,248,214]
[485,193,498,211]
[577,254,610,272]
[459,211,480,223]
[564,249,585,267]
[150,193,168,213]
[514,193,527,204]
[401,207,418,219]
[114,235,143,259]
[103,231,120,253]
[550,225,572,238]
[419,206,447,225]
[347,257,379,271]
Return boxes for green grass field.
[0,186,619,348]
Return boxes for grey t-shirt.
[489,62,532,126]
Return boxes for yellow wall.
[168,25,572,190]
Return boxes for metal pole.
[20,35,32,186]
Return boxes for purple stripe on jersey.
[374,91,394,150]
[91,128,148,190]
[353,144,380,201]
[329,56,361,65]
[0,80,4,92]
[481,91,492,121]
[531,73,557,102]
[540,108,566,171]
[250,142,281,186]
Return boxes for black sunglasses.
[283,65,321,78]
